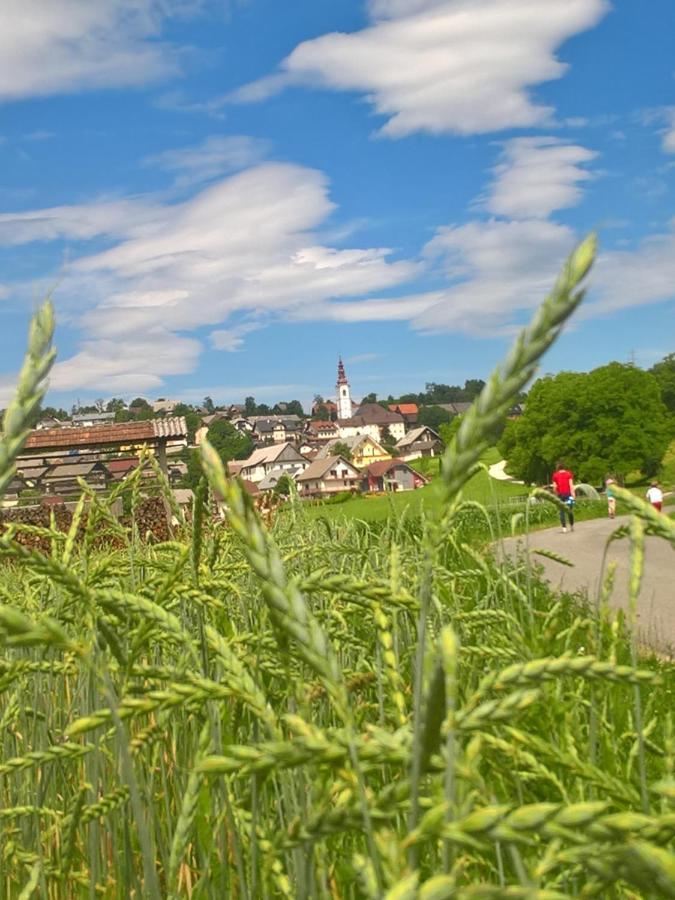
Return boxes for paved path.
[487,459,524,483]
[499,515,675,654]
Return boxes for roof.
[239,441,306,470]
[338,403,404,426]
[364,459,427,480]
[72,411,115,424]
[106,457,140,474]
[173,489,194,505]
[396,426,441,448]
[20,466,49,480]
[239,478,260,496]
[258,466,303,491]
[23,417,188,451]
[316,433,385,459]
[45,462,103,479]
[388,403,419,415]
[297,455,357,482]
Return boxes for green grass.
[297,448,527,523]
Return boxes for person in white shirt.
[646,481,663,512]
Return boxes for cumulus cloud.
[144,135,271,187]
[233,0,608,137]
[659,109,675,153]
[485,137,597,219]
[0,1,201,102]
[0,161,416,392]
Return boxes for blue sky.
[0,0,673,412]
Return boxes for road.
[498,514,675,654]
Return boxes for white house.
[337,403,406,444]
[230,442,309,485]
[395,426,444,461]
[296,455,361,499]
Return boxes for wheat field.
[1,237,674,898]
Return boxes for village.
[2,359,495,514]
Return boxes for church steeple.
[336,357,352,420]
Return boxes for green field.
[2,252,674,897]
[298,448,528,523]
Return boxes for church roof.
[337,357,348,385]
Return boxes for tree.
[439,416,462,447]
[331,441,353,461]
[173,403,202,443]
[244,396,257,416]
[499,363,670,484]
[418,405,452,429]
[207,418,253,463]
[203,396,215,414]
[362,392,378,404]
[106,398,127,413]
[463,379,486,399]
[650,353,675,418]
[273,473,295,497]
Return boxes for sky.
[0,0,673,412]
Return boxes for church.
[334,358,406,444]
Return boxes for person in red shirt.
[552,461,576,532]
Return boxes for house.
[304,420,340,442]
[296,456,361,499]
[71,411,116,427]
[106,457,142,480]
[338,403,406,444]
[395,426,444,461]
[36,416,66,430]
[388,403,419,426]
[362,459,428,493]
[153,398,178,414]
[258,467,303,492]
[251,416,303,444]
[43,461,108,495]
[435,402,473,417]
[230,442,309,485]
[17,465,49,488]
[317,433,390,469]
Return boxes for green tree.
[439,415,462,447]
[273,473,295,497]
[244,396,257,416]
[203,396,215,414]
[173,403,202,443]
[499,363,670,484]
[207,418,253,463]
[418,405,452,429]
[331,441,353,461]
[650,353,675,419]
[106,398,127,413]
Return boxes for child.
[646,481,663,512]
[605,476,616,519]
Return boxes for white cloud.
[233,0,608,137]
[485,137,596,219]
[0,161,416,392]
[410,219,577,332]
[0,1,199,102]
[587,225,675,315]
[144,135,270,187]
[210,322,261,352]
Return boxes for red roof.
[365,459,427,481]
[23,417,187,451]
[106,457,140,474]
[388,403,419,415]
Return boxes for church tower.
[336,357,352,420]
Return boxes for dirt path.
[499,515,675,654]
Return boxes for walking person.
[552,461,576,532]
[646,481,663,512]
[605,476,616,519]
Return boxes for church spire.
[336,357,352,420]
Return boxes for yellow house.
[320,433,391,469]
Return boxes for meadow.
[1,236,674,898]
